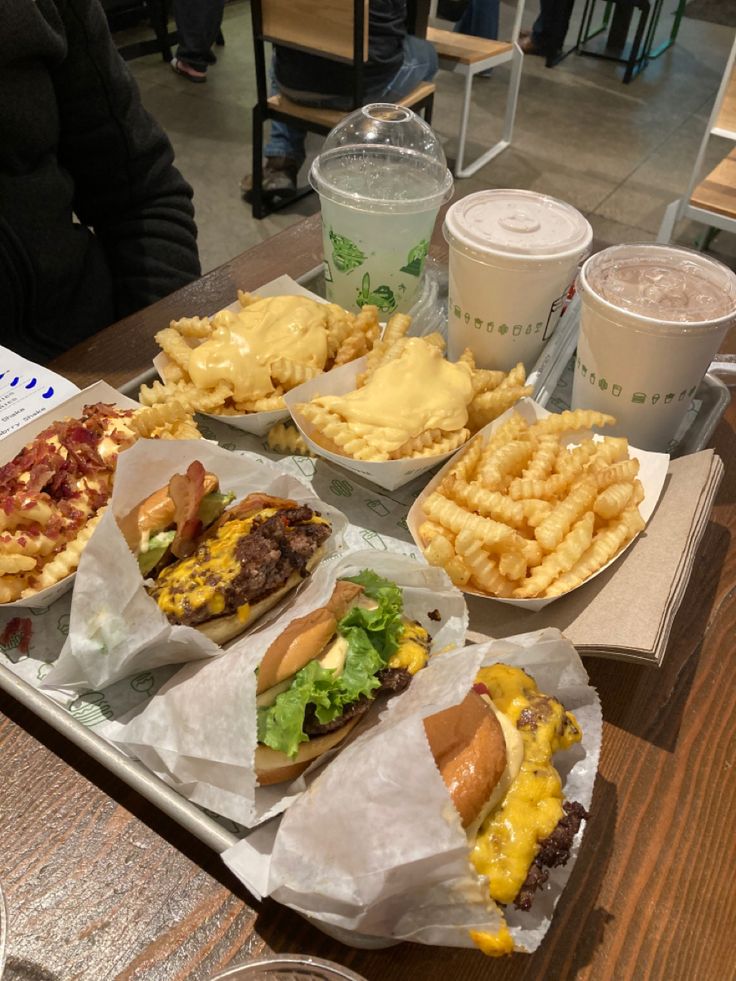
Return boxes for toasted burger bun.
[196,546,328,645]
[118,471,219,551]
[255,714,364,786]
[424,690,524,834]
[253,580,379,786]
[257,580,364,695]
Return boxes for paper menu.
[0,345,79,439]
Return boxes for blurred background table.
[0,214,734,980]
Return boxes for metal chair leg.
[146,0,173,62]
[423,92,434,126]
[251,106,266,221]
[657,199,680,243]
[455,70,474,176]
[623,0,650,82]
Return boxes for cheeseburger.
[256,571,431,785]
[424,664,588,956]
[119,461,332,643]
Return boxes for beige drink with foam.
[573,244,736,451]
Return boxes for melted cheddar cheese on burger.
[468,664,585,956]
[146,494,332,644]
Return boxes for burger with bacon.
[119,461,332,643]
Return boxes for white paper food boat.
[407,397,670,612]
[0,381,140,610]
[284,357,468,493]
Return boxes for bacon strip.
[169,460,207,558]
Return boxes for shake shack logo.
[0,617,33,655]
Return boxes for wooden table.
[1,215,735,980]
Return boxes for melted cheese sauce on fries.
[189,296,329,401]
[313,339,473,450]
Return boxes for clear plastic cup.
[572,243,736,451]
[310,104,453,315]
[208,955,367,980]
[444,189,592,371]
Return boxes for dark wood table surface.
[1,215,735,981]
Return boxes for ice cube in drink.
[573,243,736,451]
[586,256,733,324]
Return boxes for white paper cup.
[572,244,736,452]
[444,190,592,372]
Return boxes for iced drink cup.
[444,190,592,371]
[572,244,736,452]
[310,105,453,316]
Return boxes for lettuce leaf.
[138,530,175,576]
[198,490,235,528]
[256,571,405,758]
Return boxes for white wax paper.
[42,439,347,692]
[107,550,468,828]
[223,628,602,953]
[407,397,670,611]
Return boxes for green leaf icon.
[330,229,366,273]
[355,273,397,313]
[400,238,428,276]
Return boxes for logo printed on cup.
[444,190,592,371]
[572,243,736,451]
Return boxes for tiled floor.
[119,1,736,274]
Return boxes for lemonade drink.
[573,244,736,451]
[310,106,453,316]
[318,157,443,314]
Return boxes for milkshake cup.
[444,190,592,371]
[572,243,736,452]
[310,105,453,316]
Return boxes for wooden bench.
[425,12,525,179]
[690,147,736,221]
[267,82,436,131]
[659,35,736,244]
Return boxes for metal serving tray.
[1,262,729,881]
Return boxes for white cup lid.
[444,189,592,258]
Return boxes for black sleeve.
[52,0,201,318]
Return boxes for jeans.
[453,0,499,41]
[174,0,226,72]
[265,35,438,166]
[531,0,575,52]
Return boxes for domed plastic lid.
[444,189,592,259]
[310,104,453,215]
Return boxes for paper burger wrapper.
[107,550,468,828]
[0,381,140,610]
[407,397,670,612]
[284,358,468,493]
[223,628,601,953]
[42,438,347,692]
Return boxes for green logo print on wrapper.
[69,691,113,727]
[361,530,387,550]
[356,273,397,314]
[400,239,429,277]
[330,478,353,498]
[329,229,366,273]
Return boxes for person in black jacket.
[242,0,438,203]
[1,0,201,363]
